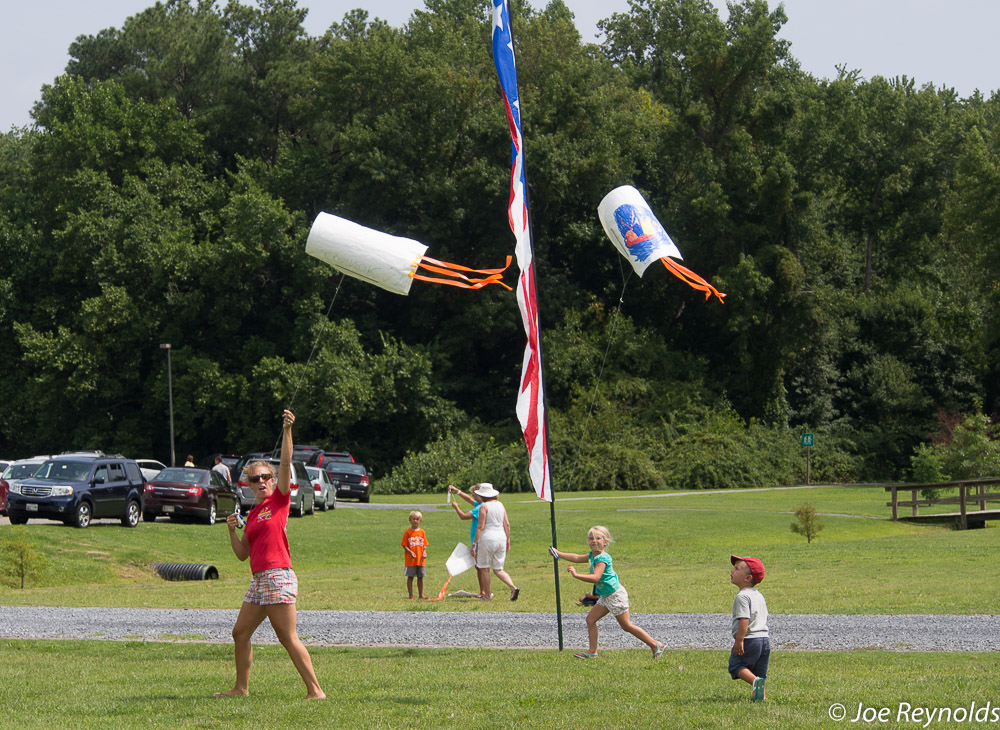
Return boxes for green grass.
[2,486,997,613]
[0,640,995,729]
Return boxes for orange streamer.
[661,257,726,303]
[428,574,453,601]
[412,255,513,291]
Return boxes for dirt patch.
[118,564,153,580]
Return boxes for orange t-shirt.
[401,528,427,567]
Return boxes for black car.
[7,454,146,528]
[325,462,370,502]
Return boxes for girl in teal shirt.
[550,526,664,660]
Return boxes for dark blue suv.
[7,454,145,528]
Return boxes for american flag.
[492,0,552,502]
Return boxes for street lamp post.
[160,343,176,467]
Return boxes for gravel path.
[0,607,993,652]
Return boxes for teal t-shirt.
[588,551,621,596]
[469,503,482,544]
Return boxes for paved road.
[0,607,993,652]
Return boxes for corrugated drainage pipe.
[153,562,219,581]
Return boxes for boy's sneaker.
[752,677,765,702]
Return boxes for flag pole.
[491,0,563,650]
[521,160,564,652]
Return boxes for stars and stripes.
[492,0,552,502]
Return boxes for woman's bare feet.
[306,691,327,700]
[213,688,249,697]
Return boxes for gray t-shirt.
[731,587,769,638]
[212,463,231,483]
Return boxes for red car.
[143,467,239,525]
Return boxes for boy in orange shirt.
[401,510,429,599]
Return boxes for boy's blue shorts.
[728,636,770,680]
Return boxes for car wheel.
[73,501,92,529]
[122,499,140,528]
[360,493,370,503]
[319,495,328,512]
[307,497,315,515]
[143,511,157,523]
[292,497,301,517]
[205,500,217,526]
[8,512,28,525]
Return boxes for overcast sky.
[3,0,1000,130]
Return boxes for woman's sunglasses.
[247,473,275,484]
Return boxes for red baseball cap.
[731,555,765,584]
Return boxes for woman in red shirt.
[215,410,325,700]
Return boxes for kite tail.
[661,257,726,303]
[412,256,513,291]
[428,574,453,601]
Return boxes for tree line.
[1,0,998,492]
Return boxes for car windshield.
[326,463,366,475]
[33,461,92,482]
[3,463,43,480]
[156,468,205,484]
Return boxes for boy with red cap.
[728,555,769,702]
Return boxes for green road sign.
[801,433,814,448]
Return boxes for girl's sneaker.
[573,652,597,659]
[752,677,765,702]
[652,641,664,659]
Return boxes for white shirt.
[479,500,507,538]
[731,587,769,638]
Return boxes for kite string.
[270,273,346,455]
[579,271,632,445]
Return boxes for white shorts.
[476,535,507,570]
[597,586,630,617]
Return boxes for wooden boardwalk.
[885,477,1000,529]
[900,509,1000,528]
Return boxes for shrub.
[661,410,798,490]
[374,428,531,495]
[910,411,1000,499]
[0,527,48,589]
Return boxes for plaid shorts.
[244,568,298,605]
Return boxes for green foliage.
[661,410,799,490]
[0,527,48,589]
[910,412,1000,484]
[374,429,501,495]
[790,502,824,544]
[0,0,997,490]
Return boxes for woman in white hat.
[470,483,519,601]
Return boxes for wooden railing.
[884,477,1000,529]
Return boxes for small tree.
[790,503,824,544]
[0,527,48,589]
